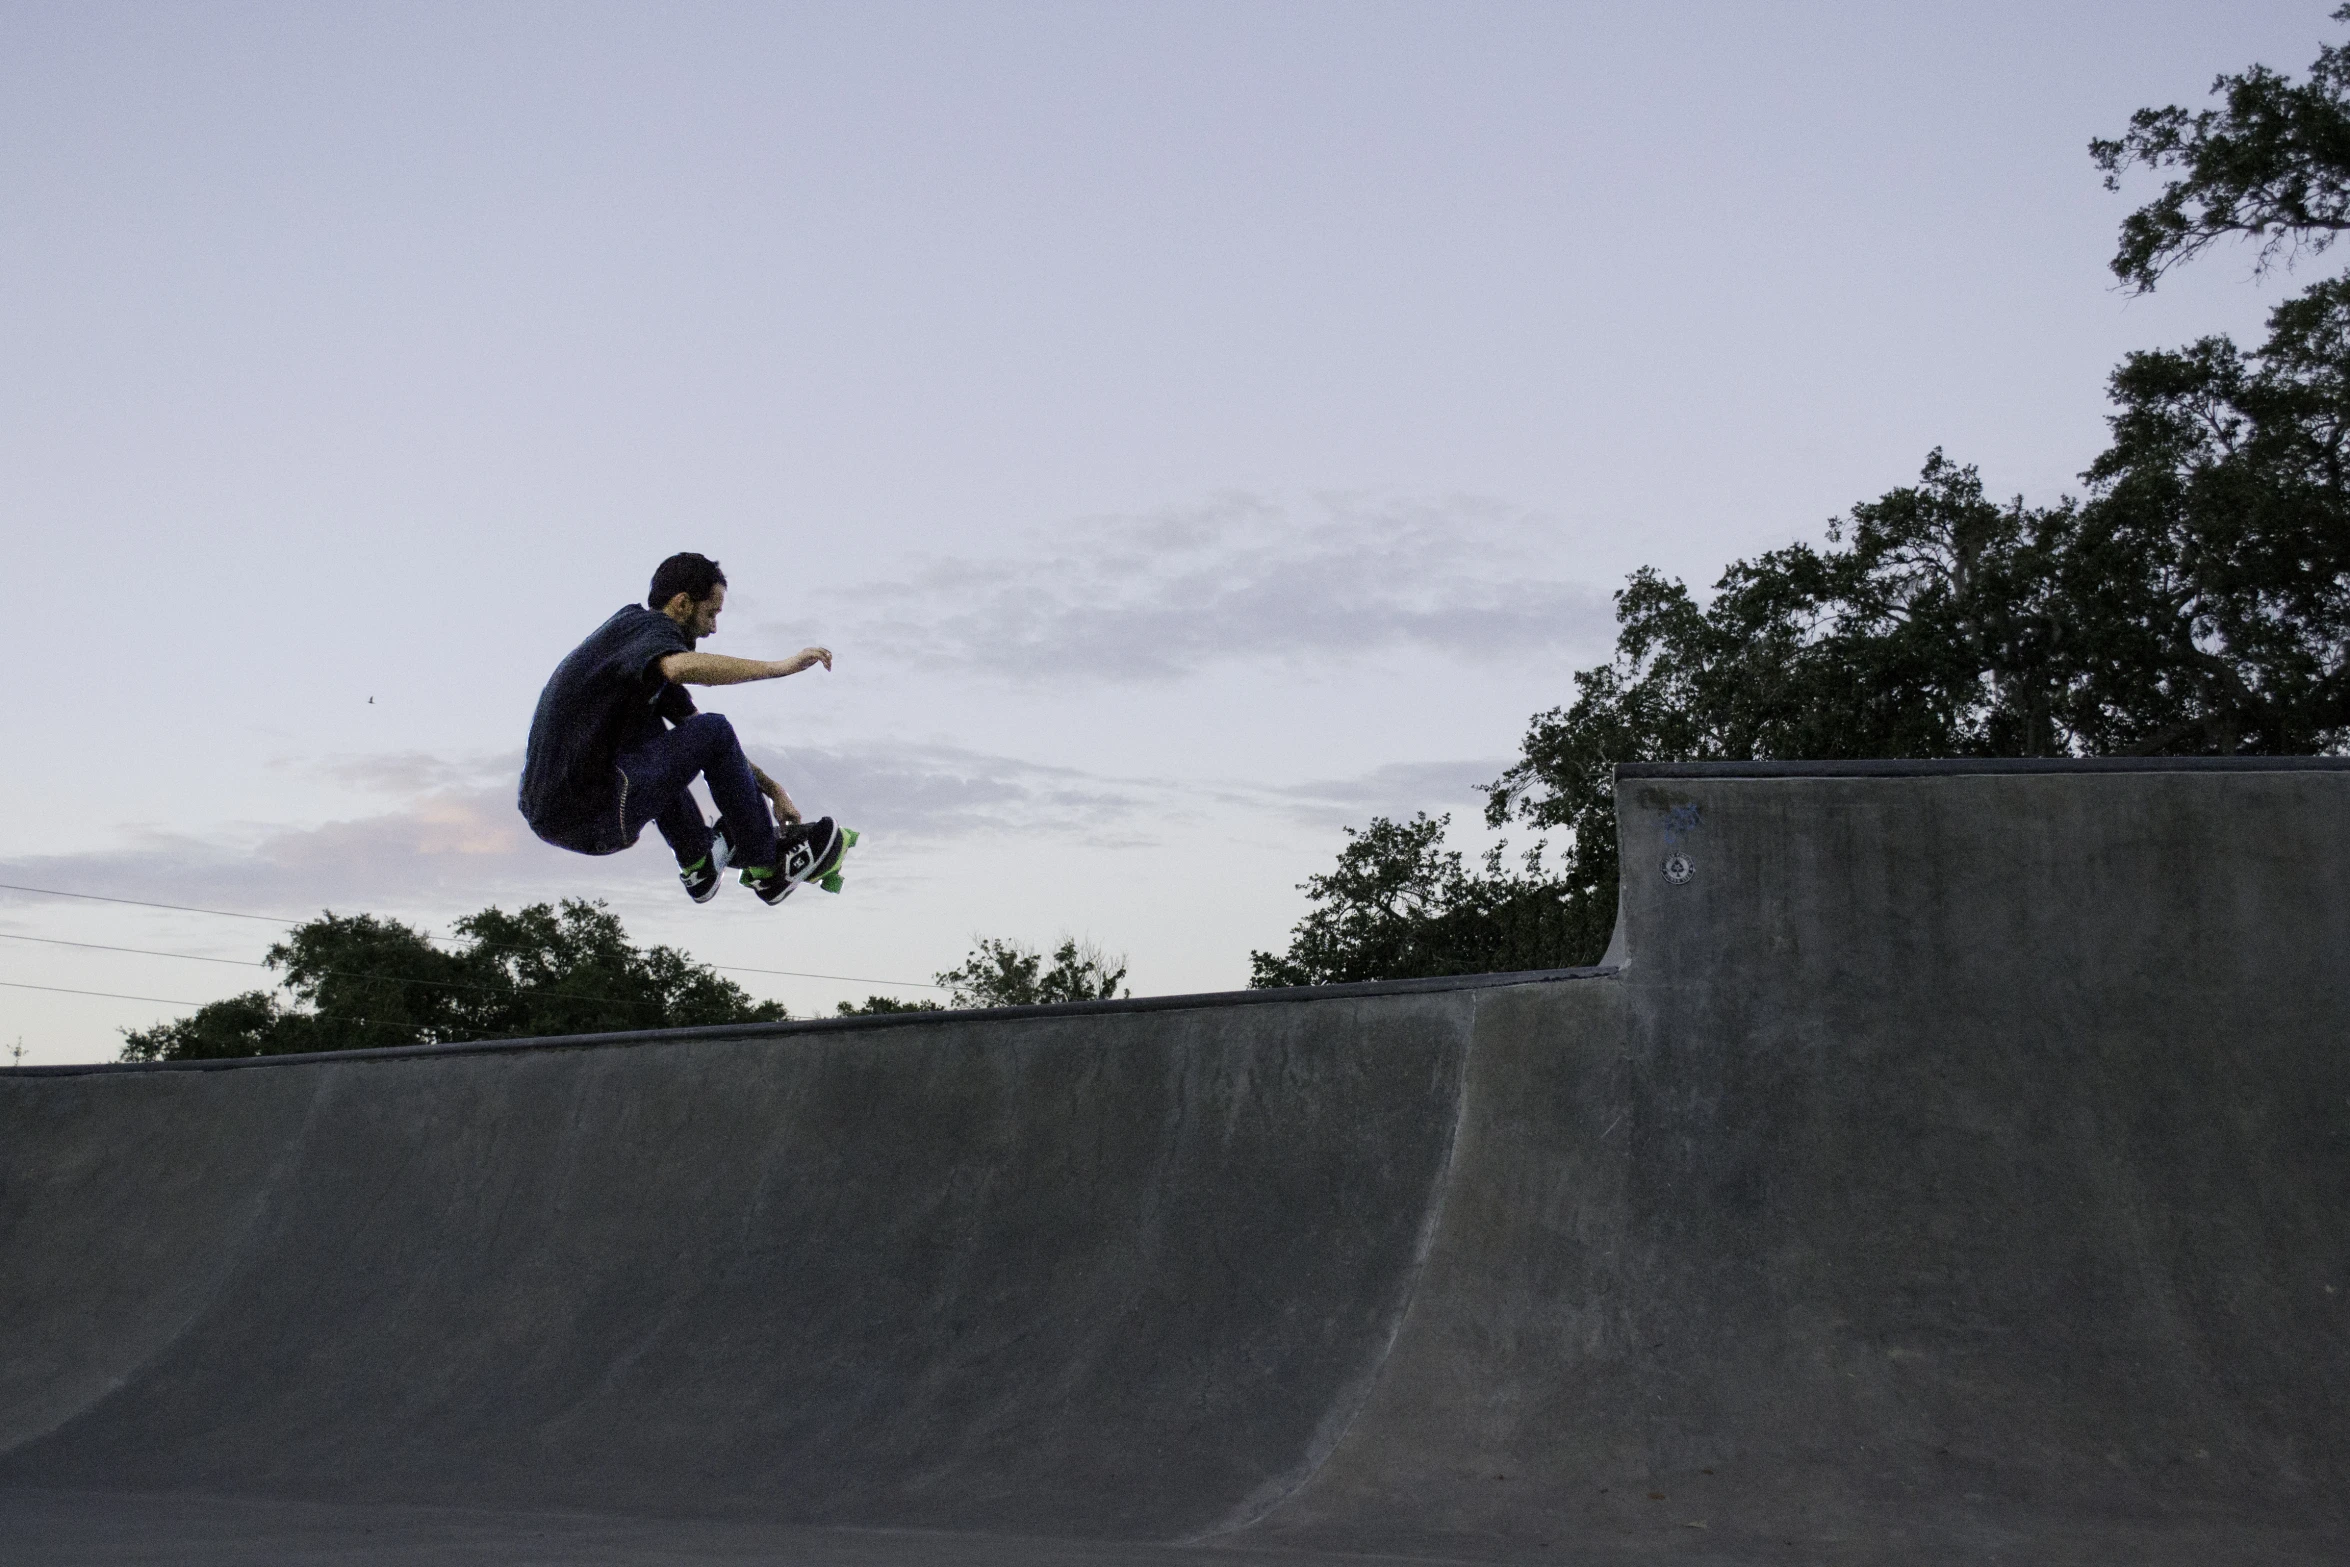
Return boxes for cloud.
[0,785,579,925]
[781,492,1615,683]
[749,738,1167,843]
[0,740,1181,929]
[757,744,1525,848]
[0,738,1519,944]
[305,749,522,795]
[1264,758,1513,829]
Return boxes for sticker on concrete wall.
[1662,852,1694,885]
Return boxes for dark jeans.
[616,713,780,872]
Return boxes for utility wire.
[682,958,945,988]
[0,932,265,968]
[0,978,643,1043]
[0,879,946,990]
[0,931,676,1017]
[0,882,287,924]
[0,980,427,1039]
[0,978,217,1007]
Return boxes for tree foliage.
[836,994,946,1016]
[2081,282,2350,752]
[1476,453,2094,974]
[934,936,1128,1009]
[1246,814,1594,987]
[2092,7,2350,291]
[835,933,1135,1013]
[119,899,787,1062]
[1252,456,2110,987]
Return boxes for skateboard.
[816,827,859,894]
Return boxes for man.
[519,552,845,904]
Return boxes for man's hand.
[777,646,833,676]
[751,765,803,826]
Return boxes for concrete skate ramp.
[4,759,2348,1563]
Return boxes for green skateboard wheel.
[819,874,844,894]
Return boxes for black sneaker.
[680,827,733,904]
[744,818,844,906]
[741,866,788,905]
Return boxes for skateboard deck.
[816,827,859,894]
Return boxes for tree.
[119,899,787,1062]
[1496,453,2081,775]
[836,995,945,1016]
[833,935,1131,1013]
[1254,454,2089,985]
[2092,7,2350,292]
[934,936,1128,1009]
[2073,283,2350,753]
[1474,455,2083,972]
[1246,814,1591,987]
[446,901,785,1040]
[1474,396,2347,937]
[1256,410,2345,983]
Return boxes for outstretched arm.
[657,647,832,686]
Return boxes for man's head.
[648,552,727,642]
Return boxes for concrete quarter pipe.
[2,759,2346,1565]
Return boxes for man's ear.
[662,592,696,620]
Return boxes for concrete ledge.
[0,965,1616,1077]
[1620,754,2350,779]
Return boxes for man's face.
[667,583,725,641]
[691,584,725,639]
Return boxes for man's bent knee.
[677,711,740,755]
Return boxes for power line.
[0,978,215,1007]
[0,879,945,990]
[0,881,289,924]
[662,959,942,988]
[0,978,582,1044]
[0,931,678,1017]
[0,976,424,1031]
[0,932,265,968]
[0,978,413,1033]
[0,982,437,1043]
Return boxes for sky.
[0,0,2337,1062]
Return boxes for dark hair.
[648,552,727,610]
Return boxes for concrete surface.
[4,760,2347,1564]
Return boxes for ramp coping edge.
[1,967,1616,1079]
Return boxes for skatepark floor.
[4,1487,2344,1567]
[7,1488,1300,1567]
[4,1486,1478,1566]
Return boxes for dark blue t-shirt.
[518,605,696,855]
